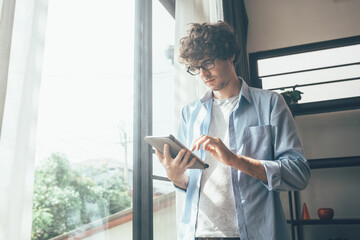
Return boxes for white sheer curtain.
[0,0,15,131]
[173,0,223,236]
[174,0,223,128]
[0,0,48,239]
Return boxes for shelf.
[308,156,360,169]
[287,218,360,225]
[287,156,360,240]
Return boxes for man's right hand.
[155,144,196,190]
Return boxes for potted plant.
[280,85,303,113]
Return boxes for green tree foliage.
[31,153,131,240]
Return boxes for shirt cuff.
[174,183,187,192]
[259,160,281,191]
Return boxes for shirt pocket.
[242,125,273,160]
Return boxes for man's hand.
[191,135,236,166]
[156,144,196,190]
[191,135,268,182]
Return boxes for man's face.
[194,57,235,92]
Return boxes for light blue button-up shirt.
[177,79,310,240]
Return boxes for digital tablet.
[144,134,209,170]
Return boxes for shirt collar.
[200,77,252,104]
[238,77,252,104]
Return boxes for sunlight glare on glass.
[36,0,135,165]
[258,44,360,77]
[262,65,360,90]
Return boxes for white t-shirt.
[195,95,240,238]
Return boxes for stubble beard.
[211,79,229,92]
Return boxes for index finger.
[192,135,213,151]
[190,135,206,150]
[192,134,206,145]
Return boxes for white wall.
[296,110,360,159]
[244,1,360,239]
[245,0,360,53]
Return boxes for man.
[156,21,310,240]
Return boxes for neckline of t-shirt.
[213,95,239,104]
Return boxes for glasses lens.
[202,61,215,70]
[188,67,200,75]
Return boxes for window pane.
[152,0,175,178]
[257,43,360,103]
[258,44,360,76]
[152,1,177,239]
[262,65,360,90]
[32,0,134,239]
[291,79,360,103]
[153,180,177,240]
[270,79,360,103]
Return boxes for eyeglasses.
[187,57,217,76]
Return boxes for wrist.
[171,174,189,190]
[229,153,242,168]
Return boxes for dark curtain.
[223,0,254,87]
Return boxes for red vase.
[302,203,310,220]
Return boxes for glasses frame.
[187,57,217,76]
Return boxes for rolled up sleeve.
[260,94,310,191]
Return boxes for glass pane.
[295,79,360,103]
[258,44,360,76]
[152,0,176,179]
[262,64,360,103]
[262,65,360,90]
[257,43,360,103]
[32,0,134,239]
[153,180,177,240]
[152,1,177,240]
[271,79,360,103]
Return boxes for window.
[33,0,176,239]
[32,0,134,239]
[249,36,360,113]
[152,0,177,239]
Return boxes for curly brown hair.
[179,21,240,67]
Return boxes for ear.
[228,54,235,62]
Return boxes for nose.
[200,67,210,79]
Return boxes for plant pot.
[317,208,334,220]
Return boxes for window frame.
[133,0,175,240]
[133,0,153,239]
[249,35,360,116]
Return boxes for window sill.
[291,96,360,116]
